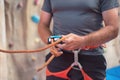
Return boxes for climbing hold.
[31,15,40,24]
[31,56,37,61]
[8,42,14,48]
[17,2,23,9]
[32,75,38,80]
[34,0,39,5]
[103,48,107,53]
[35,38,40,43]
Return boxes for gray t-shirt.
[42,0,119,55]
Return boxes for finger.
[55,47,62,52]
[51,46,63,56]
[55,47,63,56]
[56,51,63,57]
[50,49,63,57]
[63,36,74,44]
[56,44,67,49]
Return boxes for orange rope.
[0,37,66,71]
[37,38,61,71]
[37,55,55,71]
[0,37,66,53]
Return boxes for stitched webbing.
[46,66,72,79]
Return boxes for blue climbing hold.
[31,15,40,24]
[32,75,38,80]
[106,66,120,80]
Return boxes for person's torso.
[50,0,103,35]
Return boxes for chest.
[50,0,100,12]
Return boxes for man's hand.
[57,33,85,50]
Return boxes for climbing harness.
[46,49,93,80]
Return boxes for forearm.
[83,8,119,47]
[38,23,52,44]
[83,25,119,47]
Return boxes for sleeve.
[42,0,52,14]
[100,0,119,12]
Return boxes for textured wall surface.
[4,0,46,80]
[0,0,8,80]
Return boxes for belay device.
[48,35,62,44]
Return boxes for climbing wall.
[5,0,47,80]
[0,0,8,80]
